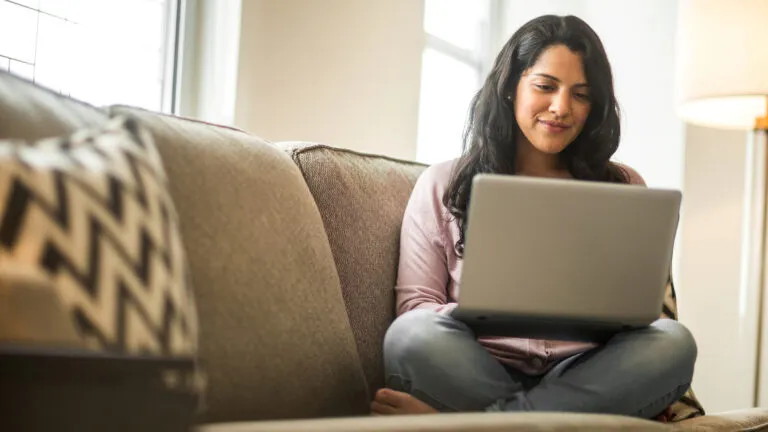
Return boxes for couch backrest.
[0,73,370,423]
[104,106,371,422]
[279,143,426,396]
[0,74,108,137]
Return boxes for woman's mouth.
[538,120,572,133]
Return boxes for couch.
[1,71,767,431]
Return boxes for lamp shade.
[675,0,768,130]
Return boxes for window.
[0,0,179,112]
[416,0,493,164]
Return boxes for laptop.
[451,173,681,342]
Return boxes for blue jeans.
[383,309,696,418]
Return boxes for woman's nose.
[549,92,571,117]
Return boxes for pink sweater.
[395,159,646,375]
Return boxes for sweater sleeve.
[394,167,457,316]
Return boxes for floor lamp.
[675,0,768,406]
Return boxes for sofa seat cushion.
[196,412,671,431]
[102,108,369,422]
[198,409,768,431]
[675,408,768,430]
[279,143,426,397]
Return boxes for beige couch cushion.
[676,408,768,430]
[279,143,425,396]
[196,412,670,431]
[106,108,370,422]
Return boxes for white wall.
[678,125,752,411]
[234,0,425,160]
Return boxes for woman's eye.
[535,84,555,91]
[575,93,591,101]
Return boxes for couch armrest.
[197,412,669,432]
[674,408,768,430]
[0,345,199,432]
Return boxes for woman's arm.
[394,168,456,316]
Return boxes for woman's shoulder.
[613,162,646,186]
[413,158,460,196]
[404,158,459,228]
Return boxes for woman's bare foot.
[370,389,439,415]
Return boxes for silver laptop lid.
[458,174,681,325]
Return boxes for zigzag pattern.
[0,117,196,357]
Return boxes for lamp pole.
[753,104,768,405]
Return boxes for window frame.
[162,0,183,114]
[0,0,183,114]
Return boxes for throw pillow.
[0,116,198,359]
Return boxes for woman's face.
[513,44,591,155]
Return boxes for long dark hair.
[443,15,628,256]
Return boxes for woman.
[371,15,697,418]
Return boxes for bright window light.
[424,0,487,52]
[0,0,177,112]
[416,0,491,164]
[416,47,480,164]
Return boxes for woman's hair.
[443,14,628,256]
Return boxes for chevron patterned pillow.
[0,116,198,358]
